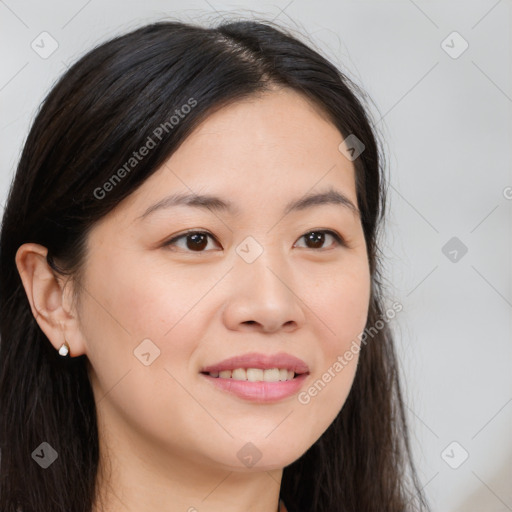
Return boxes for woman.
[0,18,431,512]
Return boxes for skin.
[16,87,371,512]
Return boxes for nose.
[221,248,306,334]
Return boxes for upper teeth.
[209,368,295,382]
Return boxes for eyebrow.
[137,186,360,220]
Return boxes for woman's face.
[76,88,371,473]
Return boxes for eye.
[163,231,220,253]
[294,230,346,250]
[163,229,346,253]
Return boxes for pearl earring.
[58,340,70,357]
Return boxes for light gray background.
[1,1,511,511]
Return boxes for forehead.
[114,88,358,224]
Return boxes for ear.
[15,243,87,357]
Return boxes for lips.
[201,372,309,402]
[200,352,310,375]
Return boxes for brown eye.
[295,230,345,250]
[164,229,345,254]
[164,231,219,252]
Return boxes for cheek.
[296,258,370,419]
[79,250,223,397]
[306,256,371,350]
[85,245,219,341]
[79,256,215,452]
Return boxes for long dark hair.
[0,18,430,512]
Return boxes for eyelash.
[163,229,347,253]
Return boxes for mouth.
[200,371,309,403]
[199,352,310,403]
